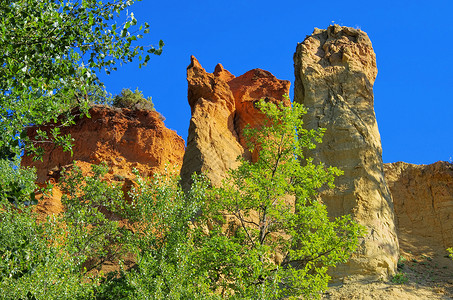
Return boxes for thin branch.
[233,197,255,247]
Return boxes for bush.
[113,88,155,111]
[391,272,408,284]
[112,88,165,121]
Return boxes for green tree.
[0,0,163,297]
[0,0,163,169]
[104,169,216,299]
[0,205,98,299]
[191,99,366,299]
[0,162,134,299]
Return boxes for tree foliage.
[0,162,214,299]
[0,99,364,299]
[0,0,163,163]
[190,99,365,298]
[0,205,98,299]
[0,1,164,294]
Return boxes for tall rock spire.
[180,56,290,189]
[180,56,242,189]
[293,25,399,281]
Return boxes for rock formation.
[22,106,185,218]
[22,106,185,183]
[228,68,291,160]
[180,56,290,188]
[293,25,399,281]
[181,57,243,189]
[384,161,453,255]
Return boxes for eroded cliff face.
[22,106,185,218]
[22,106,185,183]
[324,161,453,299]
[384,161,453,254]
[180,56,290,189]
[294,25,399,281]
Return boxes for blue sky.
[98,0,452,165]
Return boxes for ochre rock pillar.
[180,56,243,189]
[180,56,290,189]
[293,25,399,281]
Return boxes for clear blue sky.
[98,0,452,165]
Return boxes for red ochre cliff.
[180,56,290,189]
[23,106,185,182]
[21,105,185,217]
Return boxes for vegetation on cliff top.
[113,88,155,111]
[111,88,165,120]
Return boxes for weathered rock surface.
[22,106,185,218]
[228,68,291,161]
[293,25,399,281]
[22,106,185,183]
[384,161,453,254]
[180,56,290,188]
[181,56,243,189]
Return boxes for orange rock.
[22,106,185,219]
[180,56,290,188]
[186,56,236,114]
[228,69,290,161]
[33,183,64,220]
[213,63,235,82]
[22,106,185,183]
[181,56,242,189]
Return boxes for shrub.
[391,272,408,284]
[113,88,155,111]
[112,88,165,121]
